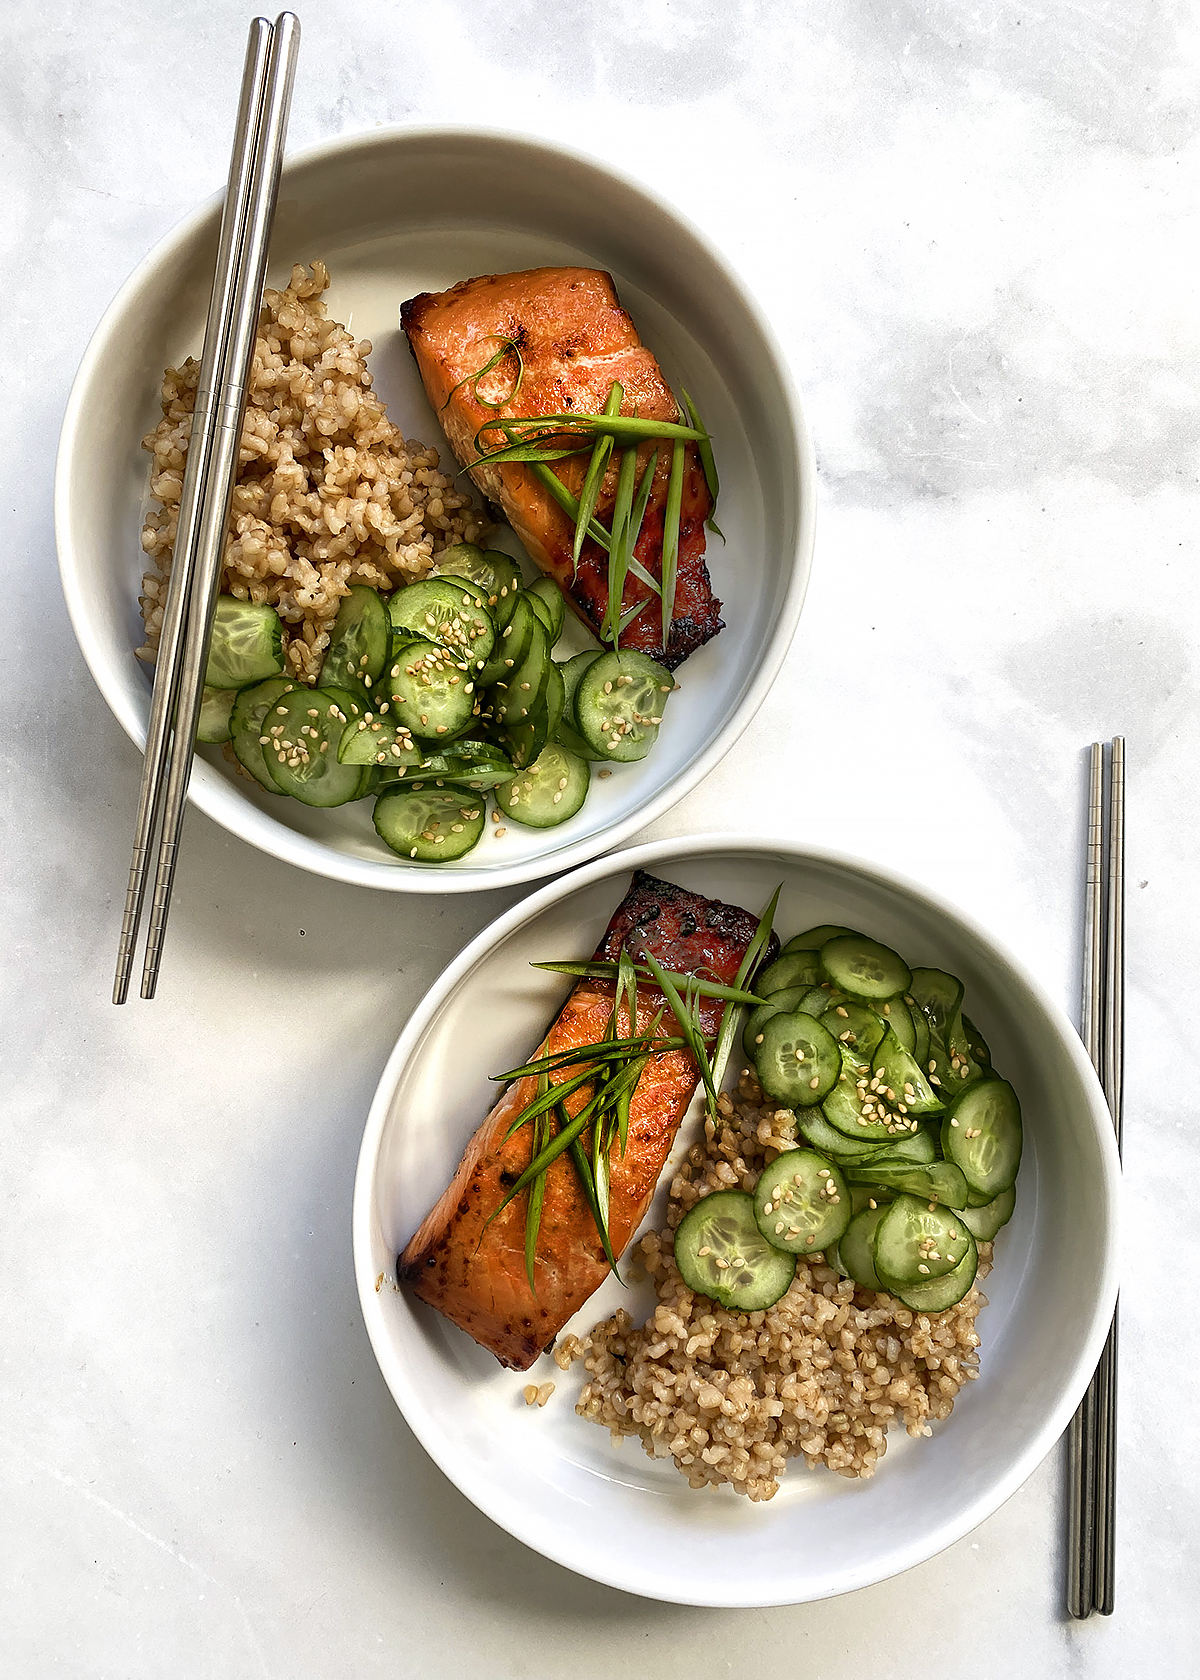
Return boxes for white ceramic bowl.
[354,835,1120,1606]
[55,128,814,892]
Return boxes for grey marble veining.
[2,0,1197,1674]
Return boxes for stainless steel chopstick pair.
[113,14,300,1004]
[1067,737,1125,1616]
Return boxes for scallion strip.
[478,412,705,448]
[567,1132,620,1274]
[574,383,622,571]
[604,447,639,645]
[640,951,717,1108]
[708,885,782,1114]
[531,960,763,1006]
[680,389,722,538]
[524,1081,550,1290]
[660,440,685,651]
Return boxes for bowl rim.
[352,831,1122,1605]
[53,123,817,895]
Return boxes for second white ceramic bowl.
[354,835,1120,1605]
[55,127,815,892]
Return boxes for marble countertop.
[2,0,1196,1673]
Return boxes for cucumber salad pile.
[193,544,676,862]
[674,926,1023,1316]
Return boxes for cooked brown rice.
[138,261,487,683]
[562,1068,990,1501]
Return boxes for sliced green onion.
[480,412,705,448]
[640,950,717,1109]
[660,440,685,651]
[532,960,763,1006]
[603,446,639,646]
[524,1078,550,1290]
[680,389,722,538]
[568,1132,620,1275]
[574,383,622,572]
[708,885,781,1114]
[442,336,524,413]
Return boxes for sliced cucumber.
[820,934,912,1002]
[196,686,237,743]
[575,650,673,763]
[753,1150,852,1255]
[891,1231,978,1313]
[339,713,421,767]
[478,592,534,687]
[838,1204,888,1291]
[496,613,550,726]
[821,1001,886,1060]
[872,1193,972,1286]
[742,986,809,1061]
[958,1184,1016,1242]
[878,994,916,1054]
[389,577,495,674]
[942,1078,1023,1198]
[553,653,605,760]
[848,1159,969,1210]
[318,584,390,703]
[864,1128,937,1167]
[908,967,964,1035]
[229,677,292,793]
[754,1011,841,1107]
[204,597,285,690]
[266,686,365,807]
[431,544,524,616]
[754,950,823,998]
[871,1026,944,1117]
[526,576,566,646]
[495,742,588,827]
[372,787,486,861]
[783,925,861,953]
[849,1183,894,1214]
[797,1106,893,1162]
[673,1190,796,1310]
[821,1052,905,1143]
[387,636,477,741]
[797,984,841,1017]
[962,1014,993,1068]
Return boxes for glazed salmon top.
[401,267,722,669]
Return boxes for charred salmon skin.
[400,267,723,670]
[398,871,774,1369]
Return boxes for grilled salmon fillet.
[400,267,723,670]
[398,871,775,1369]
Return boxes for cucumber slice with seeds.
[822,1001,887,1059]
[892,1232,978,1313]
[743,986,809,1060]
[821,1051,906,1143]
[820,935,912,1002]
[387,636,476,741]
[495,741,588,827]
[942,1079,1023,1198]
[753,1149,852,1255]
[496,613,550,726]
[478,592,534,687]
[871,1025,944,1116]
[754,1011,841,1107]
[372,787,486,861]
[339,714,421,767]
[266,686,365,807]
[204,597,285,690]
[230,677,293,792]
[872,1193,972,1285]
[958,1184,1016,1242]
[319,584,390,703]
[431,545,523,615]
[673,1190,796,1311]
[526,576,566,646]
[575,650,673,763]
[389,577,495,673]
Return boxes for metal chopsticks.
[1067,737,1125,1617]
[113,13,300,1003]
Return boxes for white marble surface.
[2,0,1197,1672]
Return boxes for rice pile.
[560,1068,990,1501]
[138,261,487,683]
